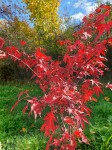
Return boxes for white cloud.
[73,0,98,15]
[102,0,112,4]
[60,12,85,30]
[68,0,112,24]
[85,3,98,14]
[73,1,82,8]
[73,0,112,15]
[67,1,71,5]
[73,0,91,8]
[71,12,85,22]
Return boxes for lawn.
[0,81,112,150]
[0,81,47,150]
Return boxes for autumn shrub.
[0,4,112,150]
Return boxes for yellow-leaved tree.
[22,0,61,44]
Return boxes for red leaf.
[81,105,92,116]
[20,40,26,46]
[10,100,20,112]
[41,112,57,136]
[95,24,105,41]
[95,8,101,13]
[0,37,5,49]
[53,139,60,147]
[22,105,28,114]
[100,4,111,10]
[74,129,81,138]
[75,113,89,129]
[27,97,43,119]
[18,90,29,99]
[27,98,37,104]
[64,116,74,126]
[46,135,52,150]
[93,85,103,96]
[35,48,47,59]
[58,40,65,46]
[5,46,22,61]
[74,128,88,144]
[106,84,112,90]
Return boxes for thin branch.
[6,52,38,77]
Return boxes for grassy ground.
[0,81,112,150]
[79,88,112,150]
[0,81,47,150]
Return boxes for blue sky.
[0,0,29,22]
[59,0,112,24]
[0,0,112,28]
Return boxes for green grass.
[0,81,112,149]
[78,88,112,150]
[0,81,47,150]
